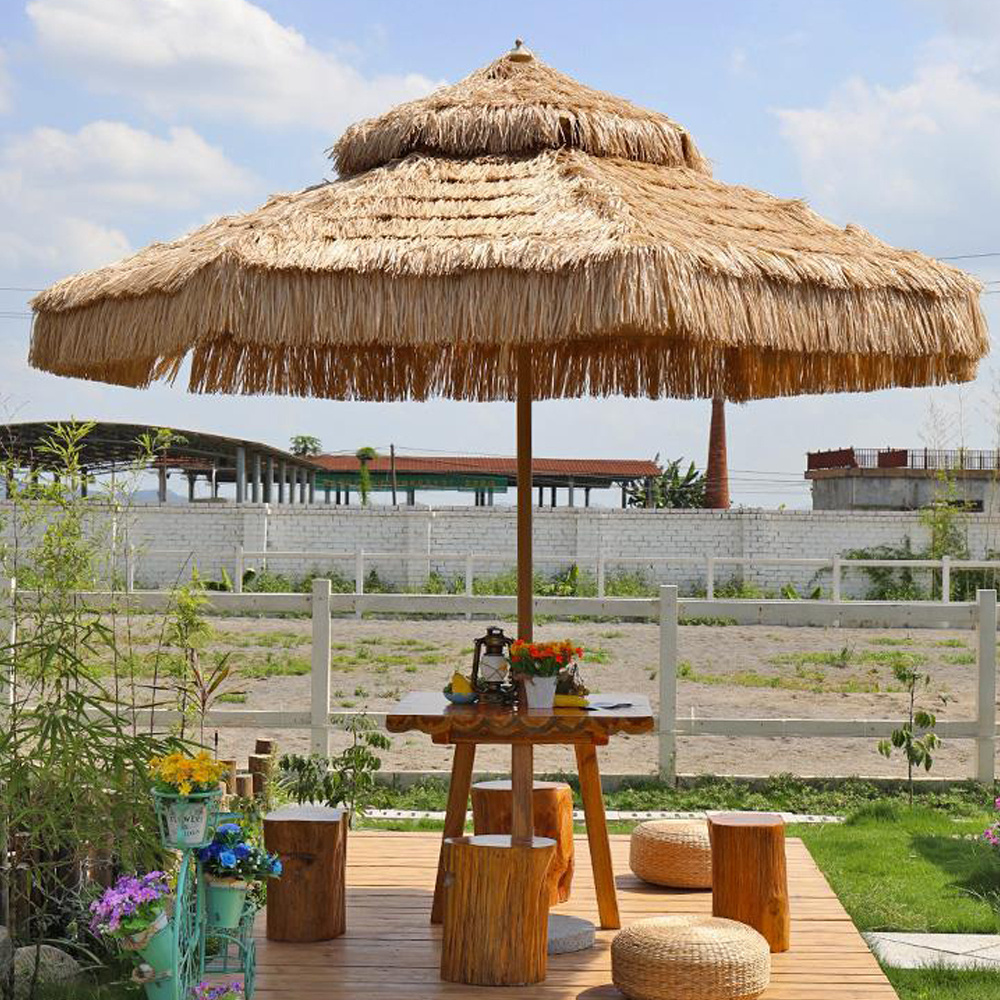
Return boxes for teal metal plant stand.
[146,792,257,999]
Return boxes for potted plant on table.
[149,750,229,849]
[198,821,282,929]
[90,871,174,976]
[510,639,584,709]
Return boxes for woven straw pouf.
[629,820,712,889]
[612,915,771,1000]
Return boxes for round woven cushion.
[629,820,712,888]
[612,916,771,1000]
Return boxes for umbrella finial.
[508,38,534,62]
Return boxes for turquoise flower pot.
[137,917,174,969]
[121,912,176,1000]
[152,789,221,849]
[205,878,250,929]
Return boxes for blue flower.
[271,859,283,876]
[219,850,237,868]
[234,844,250,860]
[217,823,241,835]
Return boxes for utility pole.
[390,443,398,506]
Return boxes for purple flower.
[192,982,244,1000]
[90,872,170,939]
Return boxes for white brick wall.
[4,501,995,595]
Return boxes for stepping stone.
[548,914,595,954]
[865,932,1000,970]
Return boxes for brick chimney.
[705,396,730,509]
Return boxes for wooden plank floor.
[253,833,897,999]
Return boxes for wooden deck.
[254,832,897,999]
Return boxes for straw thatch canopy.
[29,43,988,403]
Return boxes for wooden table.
[386,691,654,929]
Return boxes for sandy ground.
[124,614,997,780]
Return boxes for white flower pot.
[523,674,557,709]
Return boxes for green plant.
[289,435,322,457]
[625,458,706,508]
[276,714,391,823]
[160,572,214,739]
[878,663,942,805]
[355,446,378,507]
[174,653,244,746]
[0,422,184,972]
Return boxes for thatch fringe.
[29,249,987,402]
[332,52,710,177]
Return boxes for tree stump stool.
[440,834,555,986]
[708,812,789,953]
[471,778,574,904]
[263,805,347,942]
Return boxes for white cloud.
[776,21,1000,252]
[27,0,442,133]
[4,120,255,214]
[0,120,255,277]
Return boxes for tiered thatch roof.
[30,43,988,402]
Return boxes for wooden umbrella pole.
[516,346,533,642]
[513,347,534,844]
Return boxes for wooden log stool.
[263,805,348,942]
[471,778,574,904]
[708,812,790,953]
[440,834,555,986]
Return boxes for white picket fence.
[5,581,997,783]
[126,545,1000,602]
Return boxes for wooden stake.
[708,812,790,953]
[219,758,237,795]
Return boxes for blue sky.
[2,0,999,506]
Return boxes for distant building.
[312,454,660,506]
[806,447,998,511]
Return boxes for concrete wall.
[810,472,999,512]
[7,501,1000,596]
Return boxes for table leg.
[431,742,476,924]
[575,742,619,929]
[510,742,534,844]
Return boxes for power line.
[938,252,1000,261]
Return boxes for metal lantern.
[471,626,513,703]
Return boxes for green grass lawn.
[885,967,1000,1000]
[791,804,999,933]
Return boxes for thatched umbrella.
[29,40,988,639]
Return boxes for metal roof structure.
[0,421,323,502]
[0,422,658,506]
[313,453,660,505]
